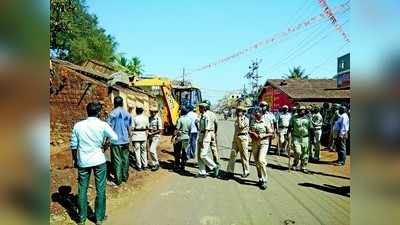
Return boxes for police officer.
[277,105,291,155]
[328,103,341,151]
[310,106,323,162]
[288,105,313,173]
[259,101,277,153]
[203,100,220,165]
[196,102,219,178]
[173,107,192,172]
[226,105,250,179]
[148,106,162,171]
[131,105,149,171]
[249,107,274,190]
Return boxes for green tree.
[284,66,309,80]
[50,0,117,64]
[113,54,144,76]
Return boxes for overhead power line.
[186,1,350,76]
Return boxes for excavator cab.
[172,85,202,110]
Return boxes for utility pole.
[244,59,262,106]
[181,67,186,86]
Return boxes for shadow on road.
[298,183,350,197]
[51,185,96,223]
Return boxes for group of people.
[69,96,350,224]
[70,97,163,225]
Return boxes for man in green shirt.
[288,105,313,173]
[173,107,192,173]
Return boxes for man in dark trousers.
[71,102,118,225]
[107,96,132,186]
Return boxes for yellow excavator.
[133,77,202,134]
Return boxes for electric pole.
[244,59,262,106]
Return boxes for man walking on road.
[333,106,350,166]
[131,106,149,171]
[249,107,274,190]
[148,106,162,171]
[107,96,132,186]
[310,106,323,162]
[196,102,220,178]
[259,101,277,153]
[226,105,250,179]
[203,100,220,165]
[288,105,313,173]
[186,104,199,159]
[277,105,291,155]
[173,107,192,172]
[71,102,118,225]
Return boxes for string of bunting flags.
[317,0,351,43]
[186,1,350,76]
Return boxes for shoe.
[335,162,345,166]
[291,164,298,171]
[195,174,207,178]
[211,165,220,178]
[260,181,268,190]
[242,172,250,178]
[96,215,108,225]
[142,166,148,171]
[151,164,160,171]
[135,167,142,171]
[302,168,310,174]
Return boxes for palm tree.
[284,66,309,80]
[112,54,144,76]
[127,57,144,76]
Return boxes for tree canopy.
[112,53,145,77]
[284,66,310,80]
[50,0,117,64]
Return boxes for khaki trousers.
[197,132,217,175]
[227,135,250,175]
[148,135,160,166]
[252,140,270,182]
[133,141,147,168]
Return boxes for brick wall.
[50,63,113,152]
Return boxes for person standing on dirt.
[148,106,163,171]
[226,105,250,179]
[333,106,350,166]
[277,105,291,155]
[196,102,220,178]
[131,105,149,171]
[328,103,341,151]
[172,107,192,173]
[310,106,323,162]
[71,102,118,225]
[249,107,274,190]
[186,104,199,159]
[288,105,313,173]
[106,96,132,186]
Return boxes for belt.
[133,128,147,131]
[279,126,289,129]
[237,132,248,136]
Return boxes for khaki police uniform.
[277,111,291,154]
[148,114,162,167]
[206,110,219,164]
[227,114,250,175]
[197,110,218,175]
[132,114,149,169]
[310,111,323,160]
[250,118,273,183]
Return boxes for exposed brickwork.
[50,63,113,151]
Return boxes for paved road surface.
[108,119,350,225]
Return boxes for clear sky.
[86,0,350,103]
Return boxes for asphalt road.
[107,118,350,225]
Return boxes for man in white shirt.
[259,101,277,153]
[131,106,149,170]
[333,106,350,166]
[148,106,163,171]
[70,102,118,225]
[186,105,198,159]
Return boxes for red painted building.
[258,79,351,112]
